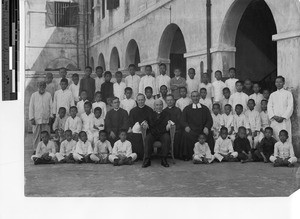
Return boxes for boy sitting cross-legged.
[55,130,76,163]
[73,131,93,163]
[214,127,238,162]
[90,130,113,164]
[31,131,56,165]
[233,126,252,163]
[108,130,137,166]
[193,133,215,164]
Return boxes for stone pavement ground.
[24,133,299,197]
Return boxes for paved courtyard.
[24,133,299,197]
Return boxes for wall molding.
[184,49,207,58]
[272,30,300,41]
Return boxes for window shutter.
[45,2,55,27]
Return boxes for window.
[102,0,105,18]
[107,0,119,10]
[46,1,79,27]
[90,0,94,25]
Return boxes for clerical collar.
[168,106,173,109]
[192,103,201,109]
[176,76,180,80]
[114,108,120,111]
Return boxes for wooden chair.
[141,125,176,164]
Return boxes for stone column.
[273,30,300,157]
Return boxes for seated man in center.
[143,99,171,168]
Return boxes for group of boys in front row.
[29,64,297,167]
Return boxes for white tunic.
[95,77,105,92]
[94,140,112,155]
[112,140,134,157]
[220,114,234,130]
[139,75,157,96]
[176,97,192,111]
[29,91,53,124]
[249,93,264,112]
[214,137,234,154]
[156,74,171,95]
[193,142,213,158]
[125,74,141,99]
[212,80,226,102]
[69,83,80,102]
[211,113,222,131]
[74,140,93,155]
[113,82,126,101]
[199,98,212,112]
[35,140,56,157]
[92,101,107,119]
[199,83,213,100]
[64,116,82,134]
[245,109,261,132]
[53,89,74,115]
[233,114,248,133]
[229,91,249,112]
[186,78,200,97]
[260,110,270,130]
[81,112,95,132]
[59,139,76,156]
[273,141,295,159]
[120,98,137,114]
[225,78,238,94]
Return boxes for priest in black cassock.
[127,94,153,160]
[181,91,213,160]
[143,99,171,168]
[105,97,129,145]
[163,94,182,159]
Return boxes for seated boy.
[245,99,261,149]
[193,133,215,164]
[81,101,95,143]
[64,106,82,141]
[253,127,277,162]
[31,131,56,165]
[77,90,88,116]
[92,91,107,119]
[52,107,67,150]
[214,127,238,162]
[220,104,234,139]
[90,130,112,164]
[55,130,76,163]
[92,107,105,143]
[199,88,212,112]
[120,87,137,114]
[175,87,192,111]
[73,131,93,163]
[269,130,297,167]
[211,103,222,140]
[108,130,137,166]
[144,86,155,110]
[233,126,252,163]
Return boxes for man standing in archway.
[181,91,214,160]
[268,76,293,142]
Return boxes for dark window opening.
[107,0,119,10]
[102,0,105,18]
[54,1,79,27]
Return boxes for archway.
[220,0,277,90]
[158,23,187,78]
[90,57,94,71]
[109,47,120,72]
[98,53,106,71]
[125,39,141,70]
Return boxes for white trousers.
[270,119,292,142]
[90,153,109,163]
[193,154,215,163]
[247,135,260,149]
[269,155,297,164]
[31,153,55,161]
[214,152,238,162]
[73,152,88,161]
[108,153,137,163]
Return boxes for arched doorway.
[109,47,120,72]
[125,39,141,70]
[158,23,187,78]
[98,53,106,71]
[90,57,94,71]
[220,0,277,91]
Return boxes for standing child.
[90,130,112,164]
[77,90,88,116]
[199,73,213,101]
[139,65,157,96]
[125,64,140,100]
[95,66,105,92]
[225,67,238,94]
[156,63,171,97]
[55,130,76,163]
[29,81,52,153]
[52,107,67,149]
[259,99,270,141]
[220,104,234,139]
[170,68,186,101]
[113,71,126,101]
[253,127,277,162]
[31,131,56,165]
[92,91,107,119]
[101,71,114,104]
[245,99,261,149]
[262,89,270,101]
[193,133,215,164]
[232,104,248,141]
[186,68,200,97]
[229,80,248,112]
[81,101,95,143]
[108,130,137,166]
[199,88,212,112]
[270,130,297,167]
[55,67,71,90]
[212,70,226,104]
[45,72,57,99]
[220,87,231,113]
[79,66,95,102]
[211,103,222,141]
[144,87,155,110]
[120,87,137,114]
[69,73,80,105]
[53,78,74,117]
[243,79,254,96]
[214,127,238,162]
[64,106,82,141]
[73,131,93,163]
[175,87,192,111]
[233,126,252,163]
[92,107,105,143]
[158,85,168,109]
[249,83,264,112]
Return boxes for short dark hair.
[112,97,119,102]
[99,130,107,136]
[65,129,72,135]
[215,70,222,75]
[238,126,246,132]
[128,64,136,68]
[115,71,122,76]
[166,94,174,99]
[248,99,255,104]
[223,87,230,92]
[159,63,166,68]
[235,104,243,109]
[119,129,127,135]
[59,67,67,71]
[224,104,232,109]
[79,131,86,137]
[276,76,285,83]
[265,127,273,133]
[41,130,50,136]
[188,68,195,73]
[94,107,102,114]
[95,91,102,96]
[229,67,236,73]
[145,65,152,70]
[85,66,92,71]
[160,85,167,90]
[279,129,288,137]
[200,88,207,92]
[96,66,103,71]
[125,87,133,92]
[198,133,207,139]
[236,80,243,85]
[213,103,220,109]
[220,127,228,133]
[58,107,66,113]
[104,71,112,77]
[84,101,92,107]
[145,86,153,92]
[261,99,268,104]
[179,87,187,92]
[72,73,79,78]
[60,78,68,84]
[70,106,78,111]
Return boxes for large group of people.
[29,63,297,168]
